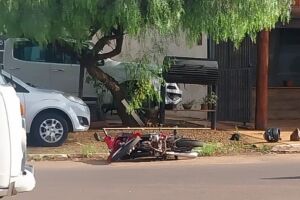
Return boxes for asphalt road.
[11,154,300,200]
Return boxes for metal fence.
[209,38,256,123]
[217,68,252,122]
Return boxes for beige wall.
[103,33,208,120]
[121,34,208,120]
[168,35,208,119]
[167,34,207,58]
[108,33,207,62]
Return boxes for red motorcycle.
[94,129,203,162]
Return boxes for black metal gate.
[209,38,256,123]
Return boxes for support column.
[159,83,166,125]
[211,85,217,130]
[255,30,269,130]
[78,65,85,98]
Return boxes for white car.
[0,77,35,197]
[0,70,90,147]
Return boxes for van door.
[4,39,51,89]
[50,63,80,96]
[48,46,80,96]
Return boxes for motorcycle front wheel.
[175,138,203,148]
[110,137,141,162]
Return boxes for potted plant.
[182,100,195,110]
[201,97,209,110]
[201,92,218,110]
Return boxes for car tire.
[30,112,69,147]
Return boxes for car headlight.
[63,94,85,105]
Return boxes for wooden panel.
[252,88,300,120]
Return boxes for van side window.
[14,41,79,64]
[14,41,46,62]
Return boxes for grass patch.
[193,141,267,156]
[255,144,273,154]
[194,143,223,156]
[81,144,98,158]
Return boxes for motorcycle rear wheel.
[175,139,203,148]
[110,137,141,162]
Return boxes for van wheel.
[31,112,69,147]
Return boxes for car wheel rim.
[39,119,64,143]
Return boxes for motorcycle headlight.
[63,94,85,105]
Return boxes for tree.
[0,0,293,125]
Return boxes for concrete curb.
[271,144,300,153]
[27,153,109,161]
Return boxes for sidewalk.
[217,119,300,153]
[239,130,300,153]
[27,119,300,161]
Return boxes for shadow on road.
[76,159,109,165]
[262,176,300,180]
[77,157,182,165]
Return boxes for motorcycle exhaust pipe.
[166,151,198,158]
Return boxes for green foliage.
[86,74,108,95]
[85,74,108,106]
[194,143,223,156]
[0,0,293,112]
[123,40,166,112]
[181,0,292,44]
[203,92,218,105]
[0,0,292,45]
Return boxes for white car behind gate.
[0,70,90,147]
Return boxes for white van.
[0,76,35,197]
[0,38,182,116]
[1,38,128,100]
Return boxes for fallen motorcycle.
[94,129,203,162]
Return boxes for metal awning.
[163,56,219,85]
[160,56,219,130]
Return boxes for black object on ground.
[264,128,281,142]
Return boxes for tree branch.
[93,34,120,53]
[95,34,123,60]
[93,25,124,60]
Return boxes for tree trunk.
[82,58,139,126]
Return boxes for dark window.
[0,51,4,64]
[269,29,300,86]
[13,41,79,64]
